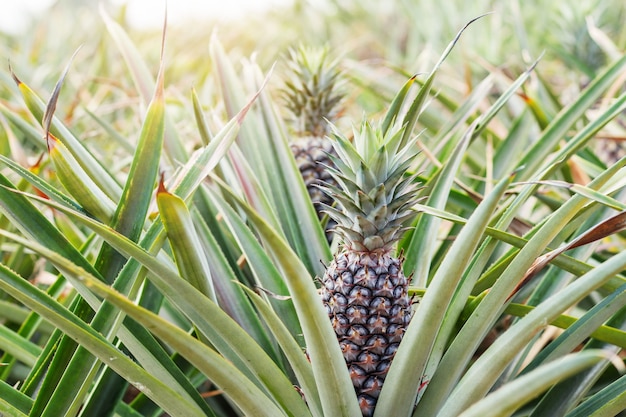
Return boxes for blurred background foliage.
[3,0,626,162]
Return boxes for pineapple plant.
[281,46,346,237]
[319,121,420,416]
[4,3,626,417]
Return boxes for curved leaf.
[0,262,205,417]
[158,183,216,300]
[5,193,311,417]
[241,285,323,417]
[377,170,514,417]
[437,246,626,417]
[215,181,362,416]
[458,351,610,417]
[9,69,122,200]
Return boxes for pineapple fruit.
[319,121,420,416]
[281,46,345,239]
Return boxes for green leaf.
[0,153,85,215]
[7,193,310,417]
[0,325,40,366]
[78,273,295,417]
[457,352,611,417]
[437,243,626,416]
[516,53,626,182]
[216,182,362,416]
[471,57,539,140]
[47,133,116,223]
[15,72,264,416]
[505,295,626,350]
[41,40,167,417]
[158,180,281,360]
[100,6,188,164]
[566,373,626,417]
[0,261,205,417]
[404,121,473,284]
[377,170,514,417]
[421,153,626,415]
[0,173,103,279]
[527,297,626,416]
[0,379,32,416]
[0,101,45,152]
[380,75,416,136]
[398,13,489,149]
[241,285,323,417]
[109,48,165,242]
[191,86,212,146]
[207,181,301,341]
[158,181,216,300]
[9,68,122,200]
[210,36,331,278]
[192,207,281,357]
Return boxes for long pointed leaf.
[241,285,323,417]
[216,182,362,416]
[0,262,205,417]
[404,121,474,284]
[376,171,514,417]
[6,192,311,417]
[438,243,626,416]
[458,352,610,417]
[9,69,122,200]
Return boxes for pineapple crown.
[319,121,421,252]
[281,45,345,138]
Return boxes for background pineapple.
[281,46,346,240]
[319,121,420,416]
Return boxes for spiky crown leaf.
[319,122,421,252]
[281,46,345,137]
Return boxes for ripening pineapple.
[319,121,420,416]
[281,46,345,237]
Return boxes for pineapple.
[281,46,345,238]
[319,121,420,416]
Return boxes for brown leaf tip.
[45,133,58,152]
[8,61,22,86]
[157,171,168,195]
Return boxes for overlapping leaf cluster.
[0,2,626,417]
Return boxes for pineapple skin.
[290,136,337,218]
[321,250,412,417]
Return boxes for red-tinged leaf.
[514,210,626,298]
[518,90,551,129]
[9,61,123,201]
[567,211,626,251]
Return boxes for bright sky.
[1,0,293,34]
